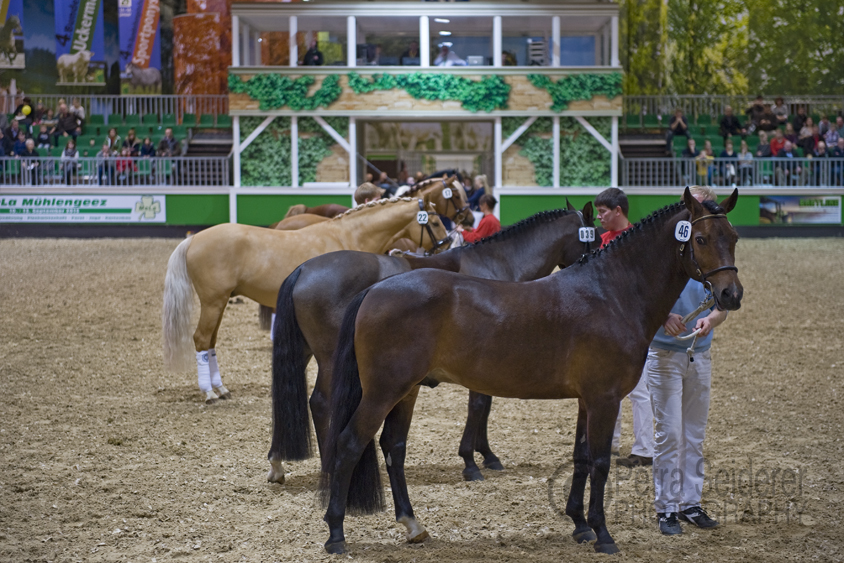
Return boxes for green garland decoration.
[228,74,342,111]
[527,73,623,112]
[347,72,510,113]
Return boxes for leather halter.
[441,180,471,224]
[679,213,739,281]
[417,199,451,256]
[574,210,593,255]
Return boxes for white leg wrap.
[270,313,276,340]
[196,351,212,392]
[209,348,222,388]
[398,516,428,543]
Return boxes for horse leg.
[458,391,485,481]
[193,297,227,404]
[474,393,504,471]
[565,399,596,544]
[208,300,231,400]
[585,398,622,555]
[379,387,428,543]
[310,357,332,464]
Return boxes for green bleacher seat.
[81,124,99,136]
[197,114,215,128]
[136,159,153,175]
[88,114,105,126]
[50,147,64,157]
[810,114,820,124]
[105,114,122,125]
[643,115,662,128]
[216,114,232,128]
[703,125,721,136]
[142,114,159,126]
[625,114,642,129]
[171,125,188,139]
[696,114,712,125]
[124,114,141,126]
[182,113,197,126]
[161,113,177,127]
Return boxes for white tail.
[162,237,196,372]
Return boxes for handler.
[653,185,728,535]
[455,194,500,242]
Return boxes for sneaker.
[616,454,653,467]
[679,506,718,528]
[657,512,682,535]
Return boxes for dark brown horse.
[267,202,596,485]
[320,189,743,555]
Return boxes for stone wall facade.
[315,144,349,183]
[502,144,537,187]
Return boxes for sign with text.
[118,0,162,95]
[759,195,842,225]
[54,0,107,85]
[0,195,166,223]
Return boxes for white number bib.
[416,211,429,225]
[675,221,691,242]
[442,187,453,199]
[578,227,595,243]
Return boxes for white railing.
[622,157,844,188]
[0,156,231,187]
[624,95,844,124]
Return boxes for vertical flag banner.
[119,0,162,94]
[54,0,107,85]
[0,0,24,69]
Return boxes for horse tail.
[162,237,196,372]
[318,287,384,515]
[258,304,273,331]
[284,204,307,219]
[269,266,313,461]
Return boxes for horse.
[0,16,22,65]
[267,201,596,485]
[269,214,329,230]
[125,62,162,94]
[162,197,449,404]
[284,203,349,219]
[320,188,743,555]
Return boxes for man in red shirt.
[769,128,787,155]
[596,188,632,247]
[456,194,501,243]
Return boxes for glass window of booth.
[297,16,348,66]
[501,16,553,66]
[430,16,492,67]
[355,17,422,66]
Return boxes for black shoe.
[616,454,653,467]
[657,512,682,535]
[679,506,718,528]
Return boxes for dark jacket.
[719,115,743,136]
[303,47,324,66]
[55,112,80,136]
[158,135,180,156]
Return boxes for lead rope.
[671,291,715,362]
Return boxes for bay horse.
[162,197,449,404]
[267,201,596,485]
[320,189,743,555]
[284,203,349,219]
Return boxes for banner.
[0,195,166,223]
[0,0,24,69]
[118,0,162,94]
[54,0,106,86]
[759,195,842,225]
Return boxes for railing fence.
[624,95,844,124]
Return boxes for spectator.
[70,98,86,122]
[0,131,5,156]
[61,139,80,185]
[746,95,775,132]
[833,138,844,186]
[812,140,829,186]
[115,147,137,185]
[20,138,40,184]
[718,106,745,139]
[696,140,715,184]
[681,137,700,159]
[302,39,323,66]
[354,182,385,205]
[158,127,180,156]
[824,120,840,147]
[799,125,822,154]
[12,130,27,156]
[376,171,398,196]
[12,96,32,117]
[719,139,738,186]
[799,117,814,140]
[35,124,51,149]
[737,139,754,185]
[140,137,156,157]
[434,44,466,67]
[41,108,57,131]
[772,97,788,125]
[467,174,491,211]
[784,122,798,145]
[53,104,80,146]
[837,116,844,138]
[792,107,808,132]
[123,128,140,155]
[96,142,115,185]
[456,194,500,242]
[0,129,10,156]
[775,140,802,186]
[400,41,420,65]
[105,127,122,151]
[6,117,21,144]
[502,50,517,66]
[666,108,691,152]
[818,114,832,136]
[769,128,787,155]
[31,101,46,123]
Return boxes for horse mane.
[407,177,448,195]
[466,208,573,247]
[330,197,416,220]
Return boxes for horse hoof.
[204,390,218,404]
[462,468,484,482]
[483,460,505,471]
[572,529,597,544]
[594,542,620,555]
[408,530,429,544]
[214,386,231,400]
[324,540,346,554]
[267,469,285,484]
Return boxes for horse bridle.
[575,210,594,255]
[679,213,739,284]
[417,199,452,256]
[441,180,472,225]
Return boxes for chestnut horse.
[269,214,329,230]
[267,201,596,485]
[320,189,743,555]
[161,198,448,403]
[284,203,349,219]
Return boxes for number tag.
[442,187,453,199]
[578,227,595,243]
[675,221,691,242]
[416,211,429,225]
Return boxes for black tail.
[318,287,384,515]
[258,304,273,331]
[268,266,313,462]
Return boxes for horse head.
[8,16,22,34]
[421,175,472,226]
[681,187,743,311]
[556,201,595,269]
[395,200,449,255]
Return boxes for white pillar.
[552,16,560,67]
[347,16,356,67]
[420,16,430,67]
[553,116,560,188]
[493,16,502,67]
[232,115,240,222]
[494,116,502,189]
[241,23,250,66]
[611,16,619,66]
[289,16,297,67]
[291,116,299,188]
[611,115,619,187]
[232,15,240,67]
[349,117,357,188]
[603,24,610,66]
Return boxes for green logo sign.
[134,196,161,219]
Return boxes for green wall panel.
[166,195,229,225]
[236,194,352,226]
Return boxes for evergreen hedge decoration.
[228,74,342,111]
[527,73,623,112]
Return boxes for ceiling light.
[434,18,450,23]
[439,30,452,36]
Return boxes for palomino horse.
[162,198,448,404]
[284,203,349,219]
[267,202,596,485]
[320,189,743,555]
[269,214,329,230]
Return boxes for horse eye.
[695,236,706,245]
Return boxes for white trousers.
[648,347,712,513]
[611,368,654,457]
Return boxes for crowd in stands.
[667,97,844,186]
[364,167,491,213]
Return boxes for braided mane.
[406,177,446,194]
[466,208,573,247]
[331,197,416,220]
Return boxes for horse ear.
[581,201,594,222]
[683,186,704,218]
[719,188,739,214]
[566,198,575,211]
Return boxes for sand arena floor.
[0,237,842,562]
